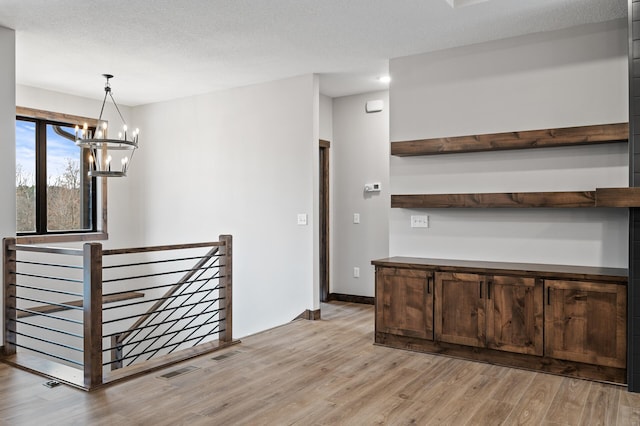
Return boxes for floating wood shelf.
[391,123,628,156]
[391,187,640,209]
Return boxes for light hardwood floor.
[1,301,639,425]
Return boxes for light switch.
[353,267,360,278]
[353,213,360,224]
[297,213,308,225]
[411,215,429,228]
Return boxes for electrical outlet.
[353,267,360,278]
[297,213,307,225]
[353,213,360,224]
[411,215,429,228]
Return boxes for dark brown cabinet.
[544,279,626,369]
[434,272,485,347]
[372,258,628,384]
[435,272,543,356]
[375,267,433,340]
[486,275,543,356]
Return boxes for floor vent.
[212,351,238,361]
[158,365,199,379]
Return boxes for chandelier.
[75,74,139,177]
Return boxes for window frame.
[15,106,108,244]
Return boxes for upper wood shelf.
[391,187,640,209]
[391,123,629,156]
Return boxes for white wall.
[130,74,318,337]
[390,19,629,268]
[0,26,16,342]
[332,91,390,297]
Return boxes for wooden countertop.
[371,257,628,283]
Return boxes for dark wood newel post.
[83,242,103,389]
[219,235,232,343]
[3,238,16,356]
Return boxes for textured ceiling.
[0,0,627,106]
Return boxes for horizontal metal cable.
[103,297,223,325]
[13,272,82,284]
[12,244,83,256]
[12,283,82,298]
[103,276,220,298]
[12,342,83,366]
[102,286,221,311]
[12,318,83,339]
[14,330,83,353]
[103,326,224,365]
[102,264,219,284]
[15,308,83,324]
[14,295,83,312]
[103,254,220,270]
[16,260,83,270]
[103,313,220,353]
[103,307,223,338]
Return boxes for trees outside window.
[16,116,96,235]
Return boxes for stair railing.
[2,234,235,391]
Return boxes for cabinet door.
[544,280,626,368]
[485,276,543,356]
[435,272,485,347]
[376,267,433,339]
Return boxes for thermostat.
[364,182,381,192]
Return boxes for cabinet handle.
[426,276,432,294]
[487,280,492,300]
[479,281,483,299]
[547,287,551,305]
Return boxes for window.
[16,112,97,236]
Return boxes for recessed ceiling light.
[378,76,391,84]
[446,0,490,8]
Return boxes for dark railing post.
[83,242,103,389]
[218,235,232,343]
[3,238,16,356]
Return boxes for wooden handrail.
[10,244,84,256]
[103,241,223,256]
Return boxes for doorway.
[319,140,330,302]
